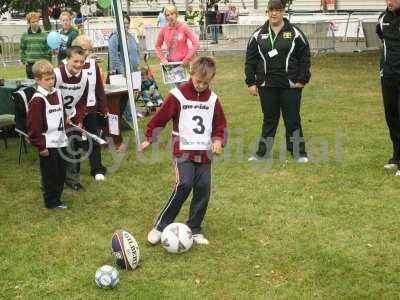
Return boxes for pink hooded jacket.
[155,21,200,63]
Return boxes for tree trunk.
[41,4,51,31]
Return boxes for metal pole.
[111,0,141,149]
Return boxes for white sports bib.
[33,91,68,148]
[84,58,97,107]
[171,88,217,151]
[54,67,88,118]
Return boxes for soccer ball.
[161,223,193,253]
[95,265,119,289]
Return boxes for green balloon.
[98,0,111,8]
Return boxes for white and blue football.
[95,265,119,289]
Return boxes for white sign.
[108,113,119,136]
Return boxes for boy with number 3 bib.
[140,57,227,246]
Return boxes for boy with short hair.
[27,60,68,209]
[57,10,79,64]
[141,56,227,246]
[71,35,108,180]
[20,12,52,79]
[54,45,88,191]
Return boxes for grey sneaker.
[49,202,68,210]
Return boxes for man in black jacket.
[376,0,400,171]
[245,0,311,162]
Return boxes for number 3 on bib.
[192,115,205,134]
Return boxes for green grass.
[2,52,400,299]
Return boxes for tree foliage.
[0,0,80,30]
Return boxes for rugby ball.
[111,230,140,270]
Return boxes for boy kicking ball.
[140,57,227,245]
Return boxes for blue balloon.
[47,32,62,49]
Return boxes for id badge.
[268,49,278,58]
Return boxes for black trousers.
[25,62,34,79]
[82,113,107,177]
[39,148,66,208]
[65,126,81,186]
[256,86,306,158]
[154,159,211,235]
[65,113,106,185]
[381,77,400,160]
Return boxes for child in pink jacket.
[155,5,200,64]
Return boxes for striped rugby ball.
[111,230,140,270]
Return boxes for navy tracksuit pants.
[154,158,211,235]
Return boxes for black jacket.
[245,18,311,88]
[376,9,400,78]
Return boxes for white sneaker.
[95,174,105,181]
[146,101,155,107]
[395,170,400,176]
[384,163,397,170]
[296,157,309,163]
[248,155,263,161]
[192,234,209,245]
[147,228,162,245]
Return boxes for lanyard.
[268,25,278,49]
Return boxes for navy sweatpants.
[154,158,211,235]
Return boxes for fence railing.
[0,34,22,66]
[0,14,383,66]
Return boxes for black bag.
[12,85,36,133]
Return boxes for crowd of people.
[14,0,400,246]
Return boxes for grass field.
[1,51,400,299]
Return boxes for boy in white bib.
[71,35,108,181]
[54,46,88,191]
[141,57,227,246]
[27,60,69,209]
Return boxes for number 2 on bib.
[64,95,74,110]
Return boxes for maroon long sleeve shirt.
[144,79,227,163]
[27,86,66,152]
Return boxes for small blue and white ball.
[161,223,193,253]
[95,265,119,289]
